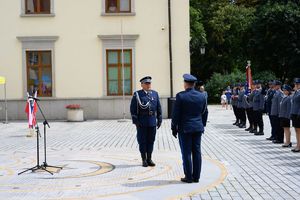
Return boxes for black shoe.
[254,131,264,135]
[282,143,292,148]
[233,121,238,125]
[239,124,246,128]
[291,148,300,152]
[193,179,199,183]
[252,130,258,134]
[147,159,156,167]
[245,127,251,131]
[180,177,192,183]
[266,137,274,140]
[142,159,148,167]
[273,140,284,144]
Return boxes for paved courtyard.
[0,105,300,200]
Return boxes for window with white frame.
[21,0,54,16]
[102,0,135,15]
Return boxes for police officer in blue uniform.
[171,74,207,183]
[265,81,276,140]
[270,80,284,143]
[279,84,293,147]
[290,78,300,152]
[245,86,255,132]
[252,80,265,135]
[130,76,162,167]
[237,83,247,128]
[231,84,239,125]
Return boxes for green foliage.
[252,70,277,83]
[205,70,245,103]
[190,0,300,84]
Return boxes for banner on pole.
[25,91,37,128]
[0,76,5,84]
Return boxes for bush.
[205,70,245,103]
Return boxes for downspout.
[168,0,173,98]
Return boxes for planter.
[67,109,84,122]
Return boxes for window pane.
[109,81,118,94]
[28,67,39,92]
[41,51,51,65]
[121,66,130,79]
[28,52,39,65]
[122,51,131,64]
[123,79,131,94]
[40,0,50,13]
[108,67,118,80]
[26,0,37,13]
[41,67,52,96]
[107,0,117,13]
[108,51,118,64]
[120,0,130,12]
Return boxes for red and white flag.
[246,64,252,92]
[25,91,37,128]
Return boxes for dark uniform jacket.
[237,90,245,108]
[265,89,275,114]
[252,89,265,111]
[291,90,300,116]
[130,90,162,127]
[171,88,206,134]
[270,90,284,116]
[279,95,292,119]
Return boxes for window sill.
[101,12,136,16]
[20,13,55,17]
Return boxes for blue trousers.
[178,132,202,180]
[137,126,156,154]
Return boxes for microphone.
[28,96,40,101]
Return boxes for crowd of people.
[228,78,300,153]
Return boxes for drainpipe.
[167,0,175,118]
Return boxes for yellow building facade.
[0,0,190,119]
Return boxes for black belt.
[139,111,155,116]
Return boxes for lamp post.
[200,45,205,55]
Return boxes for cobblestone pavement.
[0,105,299,200]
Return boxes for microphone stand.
[35,99,62,170]
[18,98,53,175]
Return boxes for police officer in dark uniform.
[252,80,265,135]
[279,84,293,147]
[171,74,207,183]
[130,76,162,167]
[270,80,284,143]
[231,84,239,125]
[237,83,246,128]
[265,81,276,140]
[245,87,255,132]
[290,78,300,152]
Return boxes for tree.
[249,1,300,81]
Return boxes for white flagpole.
[4,82,7,124]
[118,19,128,122]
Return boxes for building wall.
[0,0,190,119]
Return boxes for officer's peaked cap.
[294,77,300,84]
[282,84,292,91]
[140,76,152,83]
[253,80,262,85]
[183,74,197,83]
[273,80,282,85]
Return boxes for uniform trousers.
[253,110,264,130]
[232,105,238,121]
[246,108,254,126]
[268,115,275,138]
[237,107,246,124]
[137,126,156,154]
[270,115,284,142]
[178,132,202,181]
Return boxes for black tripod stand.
[18,98,52,175]
[36,100,62,171]
[18,97,62,175]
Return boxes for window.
[26,51,52,97]
[106,0,131,13]
[25,0,50,14]
[106,49,132,96]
